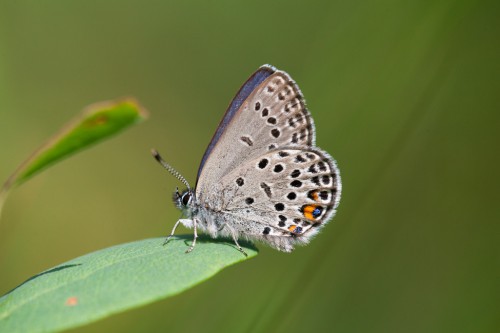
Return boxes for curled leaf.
[0,98,148,218]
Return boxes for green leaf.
[0,98,148,217]
[0,237,258,333]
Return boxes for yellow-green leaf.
[0,98,148,216]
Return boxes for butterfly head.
[173,187,195,211]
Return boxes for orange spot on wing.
[303,205,319,220]
[308,190,321,202]
[288,225,297,232]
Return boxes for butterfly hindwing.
[220,148,340,241]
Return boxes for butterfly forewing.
[196,67,315,200]
[196,66,275,181]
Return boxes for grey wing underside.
[215,148,341,251]
[195,66,342,251]
[196,67,315,200]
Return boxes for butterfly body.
[156,65,341,253]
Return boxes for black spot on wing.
[258,159,269,169]
[275,203,285,211]
[260,182,272,198]
[240,136,253,146]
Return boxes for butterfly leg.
[223,224,248,257]
[163,219,181,245]
[163,218,191,245]
[185,218,199,253]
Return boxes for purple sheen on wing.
[196,65,276,183]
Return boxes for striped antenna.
[151,149,191,190]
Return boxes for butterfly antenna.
[151,149,191,190]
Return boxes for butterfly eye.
[182,193,191,206]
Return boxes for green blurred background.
[1,1,499,332]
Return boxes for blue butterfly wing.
[196,65,276,183]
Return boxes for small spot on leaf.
[65,297,78,306]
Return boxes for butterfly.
[153,64,341,254]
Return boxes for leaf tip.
[84,97,150,121]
